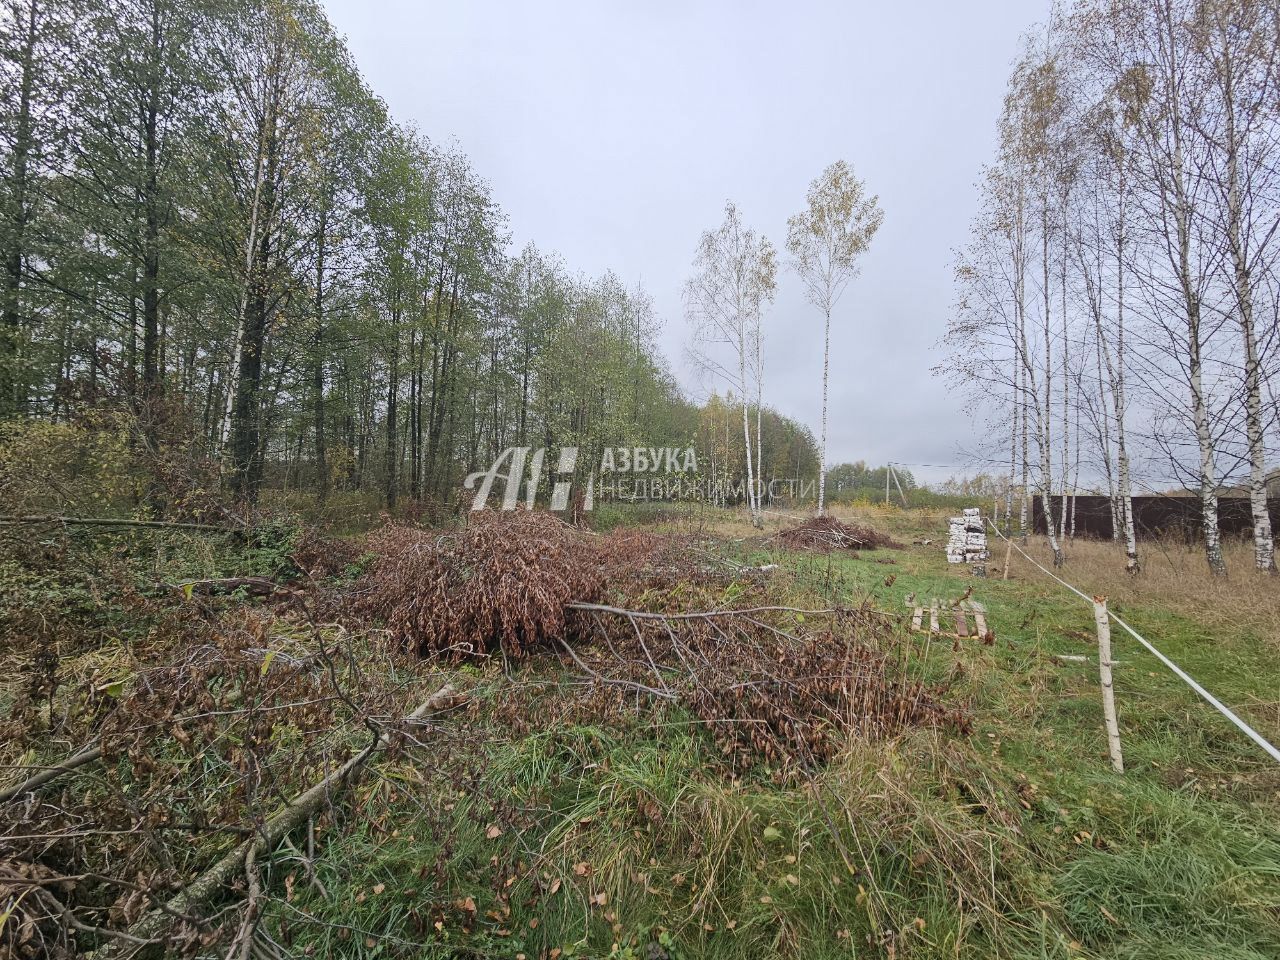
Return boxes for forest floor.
[1,503,1277,960]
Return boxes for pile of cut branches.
[347,511,964,779]
[569,584,969,779]
[350,511,668,658]
[774,515,904,552]
[0,591,456,958]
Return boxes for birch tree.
[209,0,333,500]
[1110,0,1229,575]
[1069,90,1141,572]
[685,201,776,528]
[1006,39,1069,566]
[955,0,1280,577]
[786,160,883,517]
[1193,0,1279,572]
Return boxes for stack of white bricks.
[946,508,987,566]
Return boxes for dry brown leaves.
[0,603,381,958]
[290,526,359,580]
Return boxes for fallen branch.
[555,637,677,700]
[0,745,104,803]
[167,577,282,597]
[568,602,846,621]
[0,515,235,533]
[90,682,463,959]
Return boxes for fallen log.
[90,681,463,959]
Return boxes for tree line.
[945,0,1280,575]
[0,0,822,514]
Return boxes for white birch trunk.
[1190,339,1226,576]
[1113,170,1138,573]
[747,350,757,514]
[1041,201,1063,566]
[1040,426,1063,566]
[1095,328,1118,541]
[1165,4,1226,576]
[817,307,830,516]
[1060,227,1070,545]
[738,336,758,527]
[1020,367,1029,544]
[1095,305,1138,572]
[1006,404,1016,534]
[1220,58,1275,573]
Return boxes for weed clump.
[681,623,971,773]
[289,524,359,580]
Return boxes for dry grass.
[659,502,1278,651]
[1008,534,1280,649]
[656,502,945,542]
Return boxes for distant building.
[1267,468,1280,498]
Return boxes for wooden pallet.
[909,598,990,640]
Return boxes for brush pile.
[350,511,611,658]
[688,629,969,774]
[349,511,683,658]
[774,515,903,552]
[0,602,421,960]
[350,511,966,778]
[571,594,971,778]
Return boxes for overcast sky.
[320,0,1051,485]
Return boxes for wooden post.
[1002,537,1013,580]
[967,600,988,638]
[1092,596,1124,773]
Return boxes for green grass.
[252,512,1280,959]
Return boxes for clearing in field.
[2,502,1277,959]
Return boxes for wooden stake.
[967,600,988,638]
[1002,537,1013,580]
[1092,597,1124,773]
